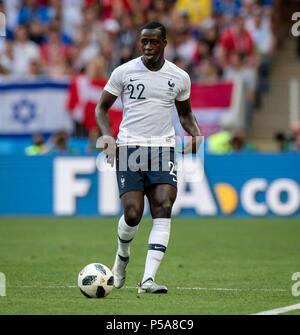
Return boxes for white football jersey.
[104,56,191,147]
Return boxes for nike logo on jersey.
[130,78,138,82]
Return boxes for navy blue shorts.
[116,146,177,197]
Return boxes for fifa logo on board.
[0,272,5,296]
[0,12,5,37]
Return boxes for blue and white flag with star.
[0,81,73,134]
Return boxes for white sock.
[142,218,171,283]
[117,215,138,258]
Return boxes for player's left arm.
[175,98,202,154]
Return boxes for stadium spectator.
[206,129,232,154]
[47,0,63,23]
[61,0,84,39]
[40,27,70,71]
[217,11,255,67]
[28,19,45,45]
[49,129,79,154]
[27,58,46,79]
[246,6,275,94]
[174,27,198,67]
[193,39,212,65]
[175,0,212,25]
[201,18,219,55]
[229,129,256,152]
[2,0,21,32]
[99,21,120,73]
[207,128,256,154]
[17,0,51,27]
[80,4,105,46]
[289,121,300,152]
[192,58,219,83]
[11,24,40,77]
[152,0,173,29]
[212,0,242,18]
[49,15,73,45]
[273,131,291,152]
[24,133,50,155]
[72,27,100,70]
[0,40,14,77]
[223,51,257,129]
[117,14,136,52]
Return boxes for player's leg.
[138,184,177,293]
[118,190,145,256]
[113,190,144,288]
[113,145,146,288]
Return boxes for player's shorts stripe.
[148,243,167,253]
[118,235,133,244]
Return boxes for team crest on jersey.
[167,80,175,96]
[167,79,176,96]
[168,80,175,90]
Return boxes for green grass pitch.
[0,217,299,315]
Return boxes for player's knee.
[124,205,143,226]
[152,200,174,218]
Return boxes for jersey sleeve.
[176,72,191,101]
[104,66,124,97]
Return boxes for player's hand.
[96,135,117,167]
[178,136,202,154]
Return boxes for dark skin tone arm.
[175,98,202,154]
[95,90,118,166]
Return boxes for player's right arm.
[95,90,117,137]
[95,65,124,166]
[95,90,118,166]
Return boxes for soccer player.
[95,22,201,293]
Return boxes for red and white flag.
[68,76,236,138]
[173,81,235,138]
[67,74,123,137]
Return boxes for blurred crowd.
[0,0,277,80]
[274,121,300,152]
[24,119,300,155]
[24,129,99,155]
[1,0,294,155]
[0,0,278,78]
[0,1,277,119]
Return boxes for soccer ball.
[78,263,114,298]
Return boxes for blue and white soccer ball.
[78,263,114,298]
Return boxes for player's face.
[140,29,166,65]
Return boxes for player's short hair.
[141,21,166,40]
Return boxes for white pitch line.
[7,285,288,293]
[175,287,288,292]
[252,303,300,315]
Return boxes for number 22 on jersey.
[127,83,146,100]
